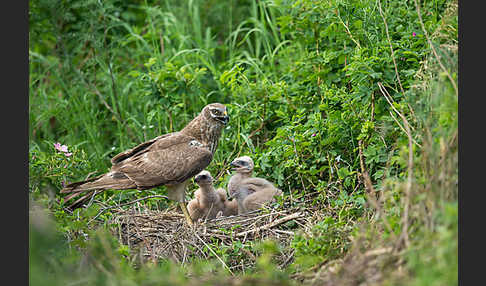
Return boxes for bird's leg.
[179,201,194,226]
[167,181,194,225]
[167,181,195,226]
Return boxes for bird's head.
[230,156,254,174]
[194,170,215,186]
[202,103,229,125]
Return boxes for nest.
[110,201,317,272]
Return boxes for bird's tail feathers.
[60,172,137,209]
[62,191,97,209]
[60,172,135,194]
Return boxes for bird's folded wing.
[241,177,275,189]
[112,133,213,189]
[111,133,175,165]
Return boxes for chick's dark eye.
[213,110,221,115]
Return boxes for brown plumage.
[187,170,227,221]
[227,156,282,214]
[60,103,229,225]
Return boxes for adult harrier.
[60,103,229,225]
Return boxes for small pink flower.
[54,142,69,153]
[412,32,416,37]
[54,143,67,152]
[311,133,316,137]
[64,152,73,157]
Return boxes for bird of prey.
[230,180,282,214]
[227,156,255,198]
[60,103,229,225]
[187,170,228,222]
[227,156,282,214]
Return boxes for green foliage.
[405,202,458,286]
[29,141,94,192]
[292,216,353,271]
[29,0,457,284]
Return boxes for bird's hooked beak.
[230,160,251,172]
[229,161,239,171]
[220,110,229,125]
[209,107,230,125]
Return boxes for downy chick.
[187,170,226,221]
[230,178,282,214]
[227,156,255,198]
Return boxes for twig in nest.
[280,249,295,269]
[235,212,304,237]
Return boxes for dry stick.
[388,110,422,148]
[92,87,121,122]
[377,82,413,249]
[357,140,394,237]
[291,137,307,192]
[413,0,458,98]
[379,8,419,240]
[210,209,288,224]
[235,212,304,237]
[377,0,403,94]
[194,233,234,275]
[377,0,418,123]
[280,249,295,269]
[274,229,295,235]
[88,195,169,224]
[439,129,458,167]
[132,217,158,264]
[337,12,361,49]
